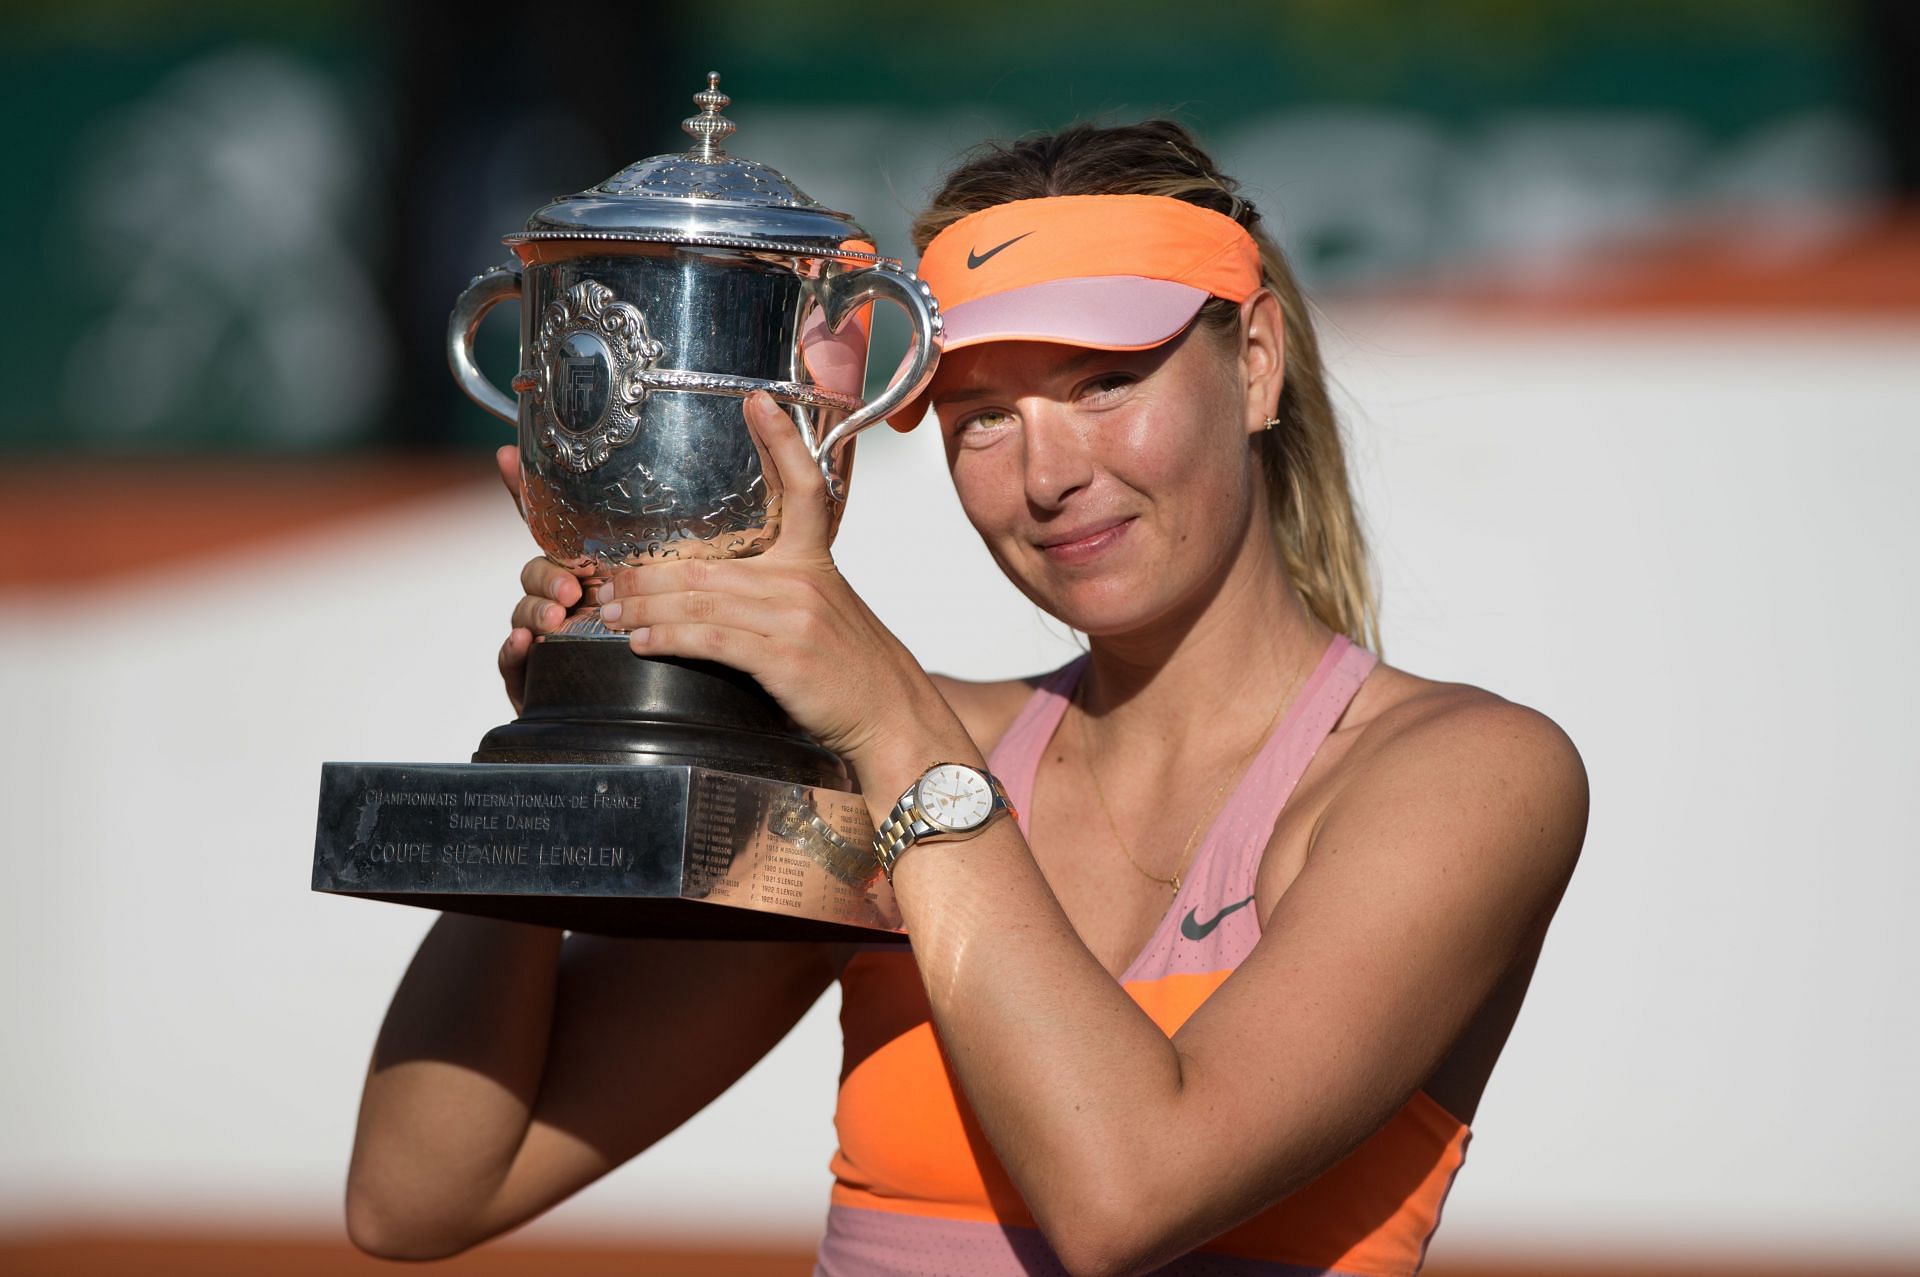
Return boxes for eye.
[1078,373,1135,405]
[955,407,1014,439]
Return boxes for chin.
[1019,568,1173,638]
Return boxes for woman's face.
[932,300,1278,637]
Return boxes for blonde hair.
[911,120,1383,655]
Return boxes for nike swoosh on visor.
[966,232,1032,269]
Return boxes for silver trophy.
[311,74,939,941]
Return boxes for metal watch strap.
[872,766,1012,881]
[873,800,919,880]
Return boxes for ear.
[1237,288,1286,436]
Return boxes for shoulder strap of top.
[1114,634,1379,983]
[986,634,1376,851]
[988,655,1088,838]
[1206,633,1379,898]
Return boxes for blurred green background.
[2,0,1907,454]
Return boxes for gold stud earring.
[1262,416,1282,430]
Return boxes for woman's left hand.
[592,391,953,772]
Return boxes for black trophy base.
[476,637,850,785]
[311,638,905,942]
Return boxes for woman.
[347,121,1587,1277]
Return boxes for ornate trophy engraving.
[529,279,664,474]
[312,74,940,940]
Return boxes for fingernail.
[542,603,562,627]
[600,601,622,624]
[630,626,651,645]
[593,583,610,604]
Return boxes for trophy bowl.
[311,74,939,941]
[446,71,941,785]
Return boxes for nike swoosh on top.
[1181,894,1256,941]
[967,232,1032,269]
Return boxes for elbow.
[1048,1224,1165,1277]
[1034,1181,1181,1277]
[1048,1236,1142,1277]
[344,1187,480,1263]
[1023,1088,1226,1275]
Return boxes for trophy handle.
[447,263,523,425]
[811,265,943,497]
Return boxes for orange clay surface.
[0,456,479,591]
[4,1233,1917,1277]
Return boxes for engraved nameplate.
[313,762,904,940]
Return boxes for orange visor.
[888,194,1262,430]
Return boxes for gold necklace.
[1073,673,1297,892]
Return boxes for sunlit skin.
[934,315,1270,644]
[450,289,1586,1277]
[922,295,1349,880]
[498,293,1289,703]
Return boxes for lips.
[1035,516,1135,564]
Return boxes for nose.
[1020,399,1094,511]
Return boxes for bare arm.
[862,696,1586,1277]
[571,404,1589,1276]
[349,451,838,1257]
[345,915,835,1259]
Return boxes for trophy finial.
[682,71,736,160]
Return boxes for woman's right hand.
[495,444,589,716]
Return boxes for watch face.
[915,764,995,833]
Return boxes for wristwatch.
[872,762,1015,880]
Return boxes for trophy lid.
[512,73,883,258]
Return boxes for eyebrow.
[929,347,1116,407]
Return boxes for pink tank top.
[819,634,1472,1276]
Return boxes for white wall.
[2,312,1915,1262]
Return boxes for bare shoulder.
[929,671,1053,757]
[1344,663,1586,779]
[1318,662,1590,885]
